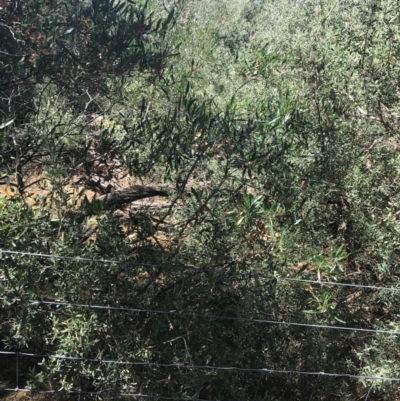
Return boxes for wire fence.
[1,248,400,292]
[1,350,399,383]
[2,248,400,398]
[1,296,399,336]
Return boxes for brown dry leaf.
[303,284,313,292]
[322,246,330,256]
[259,233,270,241]
[345,290,362,303]
[25,27,45,46]
[305,263,318,272]
[29,53,40,63]
[255,220,270,241]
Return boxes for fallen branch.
[97,180,208,208]
[98,185,169,207]
[128,201,180,210]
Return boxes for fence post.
[78,359,82,401]
[15,350,19,392]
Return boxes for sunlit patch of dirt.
[0,169,180,251]
[0,389,70,401]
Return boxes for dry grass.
[0,169,178,249]
[0,389,72,401]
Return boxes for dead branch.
[98,185,169,207]
[97,179,209,208]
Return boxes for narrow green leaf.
[0,119,14,129]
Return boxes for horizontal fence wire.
[0,350,399,382]
[1,249,400,292]
[1,297,399,336]
[2,249,400,399]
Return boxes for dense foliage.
[1,0,400,400]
